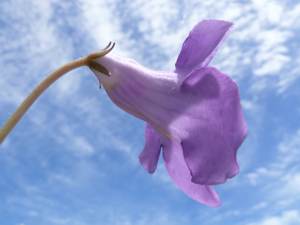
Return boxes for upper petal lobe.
[175,20,232,77]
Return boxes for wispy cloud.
[1,0,300,225]
[0,0,75,106]
[244,128,300,215]
[246,210,300,225]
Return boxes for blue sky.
[1,0,300,224]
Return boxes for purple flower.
[91,20,247,206]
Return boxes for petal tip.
[202,19,233,25]
[139,154,157,174]
[203,187,222,207]
[208,199,222,208]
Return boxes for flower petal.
[93,34,247,188]
[162,139,220,207]
[139,124,162,173]
[175,20,232,77]
[178,67,248,185]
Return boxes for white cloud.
[241,99,258,112]
[279,173,300,197]
[81,0,300,93]
[0,0,76,107]
[246,167,278,186]
[77,0,137,58]
[276,129,300,170]
[1,1,300,224]
[47,120,95,156]
[246,210,300,225]
[244,128,300,211]
[247,129,300,179]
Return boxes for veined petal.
[162,139,220,207]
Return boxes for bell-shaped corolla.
[91,20,247,207]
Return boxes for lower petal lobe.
[139,124,162,173]
[162,139,220,207]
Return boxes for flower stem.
[0,42,115,144]
[0,57,88,144]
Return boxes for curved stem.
[0,57,88,144]
[0,42,115,144]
